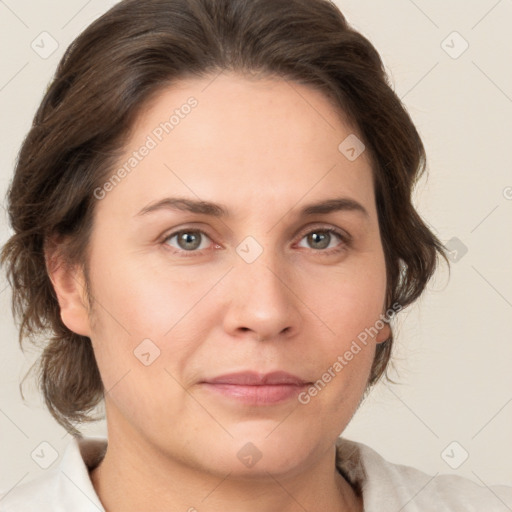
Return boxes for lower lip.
[201,383,309,405]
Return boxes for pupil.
[310,232,329,249]
[180,232,200,250]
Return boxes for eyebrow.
[135,196,369,219]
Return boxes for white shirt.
[1,435,510,511]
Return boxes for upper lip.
[203,371,310,386]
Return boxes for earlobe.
[45,239,92,337]
[375,322,391,344]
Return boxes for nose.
[221,252,303,342]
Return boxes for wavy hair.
[1,0,448,434]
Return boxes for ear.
[375,321,391,344]
[44,237,92,337]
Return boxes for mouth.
[204,370,309,386]
[200,371,311,405]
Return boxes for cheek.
[87,229,387,390]
[89,240,387,347]
[300,257,387,396]
[307,257,387,341]
[86,250,210,393]
[88,249,201,339]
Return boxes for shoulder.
[0,436,107,512]
[336,437,512,512]
[0,468,60,512]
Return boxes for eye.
[162,226,351,257]
[296,227,350,255]
[163,229,214,255]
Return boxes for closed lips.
[203,371,310,386]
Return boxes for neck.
[89,430,362,512]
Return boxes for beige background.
[1,0,511,495]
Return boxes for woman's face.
[73,72,389,476]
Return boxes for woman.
[1,0,510,510]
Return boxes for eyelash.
[161,225,351,258]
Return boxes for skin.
[48,71,390,512]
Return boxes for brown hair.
[1,0,448,434]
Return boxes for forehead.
[134,72,360,158]
[95,72,376,221]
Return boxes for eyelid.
[295,222,352,243]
